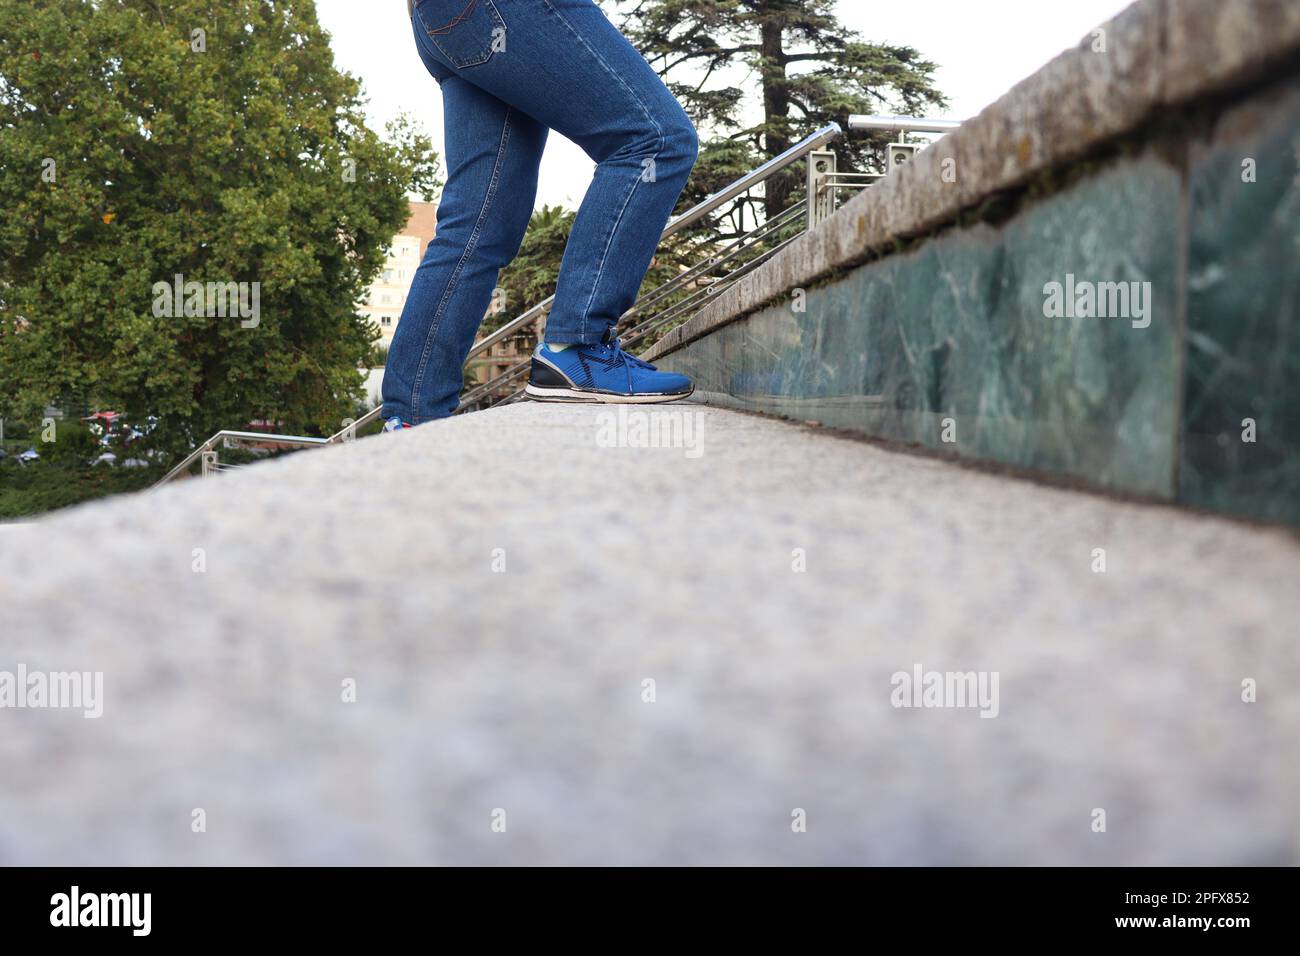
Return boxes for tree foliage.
[487,204,576,336]
[0,0,440,456]
[610,0,947,224]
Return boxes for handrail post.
[806,149,837,231]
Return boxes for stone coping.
[643,0,1300,363]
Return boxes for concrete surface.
[1,402,1297,864]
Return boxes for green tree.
[611,0,947,225]
[487,204,576,335]
[0,0,440,458]
[39,420,100,467]
[482,202,689,356]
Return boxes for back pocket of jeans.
[415,0,505,69]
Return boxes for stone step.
[1,403,1296,864]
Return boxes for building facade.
[362,200,438,350]
[363,199,539,398]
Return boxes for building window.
[381,317,392,327]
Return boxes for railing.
[458,121,846,411]
[847,114,964,134]
[155,431,329,485]
[157,115,960,484]
[457,121,844,410]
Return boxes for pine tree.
[611,0,947,226]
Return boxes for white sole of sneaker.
[525,384,694,404]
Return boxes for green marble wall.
[1179,82,1300,525]
[656,75,1300,523]
[660,156,1184,498]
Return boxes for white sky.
[316,0,1135,209]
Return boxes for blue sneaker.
[382,416,413,432]
[526,334,693,404]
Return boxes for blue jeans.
[382,0,699,423]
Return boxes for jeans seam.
[585,150,652,341]
[409,105,515,422]
[541,0,665,342]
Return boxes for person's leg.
[405,0,698,346]
[530,2,699,344]
[381,15,547,424]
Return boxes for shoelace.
[597,337,655,370]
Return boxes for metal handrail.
[657,122,840,234]
[155,430,328,485]
[623,229,805,346]
[329,405,385,441]
[457,133,845,412]
[847,114,963,134]
[462,122,841,362]
[619,199,808,324]
[458,355,531,409]
[465,295,553,364]
[491,219,811,408]
[460,197,811,410]
[164,117,977,481]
